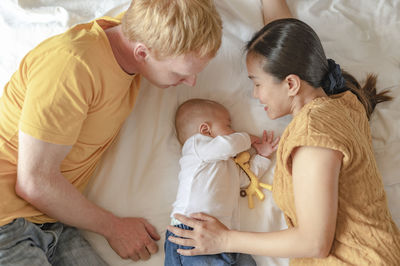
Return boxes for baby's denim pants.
[164,223,256,266]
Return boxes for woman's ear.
[285,74,301,96]
[199,122,211,136]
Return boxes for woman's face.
[246,55,291,120]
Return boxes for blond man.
[0,0,222,265]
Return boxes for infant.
[164,98,279,266]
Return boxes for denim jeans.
[164,223,256,266]
[0,218,108,266]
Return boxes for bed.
[1,0,399,265]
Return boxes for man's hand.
[17,131,161,262]
[106,217,160,261]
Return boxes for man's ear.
[199,122,211,136]
[133,43,149,62]
[285,74,301,97]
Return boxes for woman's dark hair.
[246,18,392,119]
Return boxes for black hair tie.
[322,59,346,94]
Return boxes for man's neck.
[104,25,138,75]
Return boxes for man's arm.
[16,130,160,261]
[262,0,293,25]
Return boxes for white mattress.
[1,0,399,265]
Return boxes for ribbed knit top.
[273,91,400,265]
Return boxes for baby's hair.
[175,98,226,144]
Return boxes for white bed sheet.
[1,1,399,265]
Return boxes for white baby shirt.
[171,132,271,229]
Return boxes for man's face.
[140,52,212,88]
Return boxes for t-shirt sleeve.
[280,114,349,175]
[19,51,93,145]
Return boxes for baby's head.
[175,99,234,144]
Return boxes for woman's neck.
[291,82,327,116]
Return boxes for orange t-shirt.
[0,14,140,226]
[273,91,400,265]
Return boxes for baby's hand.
[249,134,260,145]
[252,130,280,159]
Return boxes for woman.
[167,14,400,266]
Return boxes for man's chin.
[154,82,181,88]
[156,84,171,89]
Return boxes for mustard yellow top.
[0,13,140,226]
[273,91,400,265]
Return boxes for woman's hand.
[166,213,231,256]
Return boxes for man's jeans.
[0,218,108,266]
[164,223,257,266]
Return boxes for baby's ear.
[199,122,211,136]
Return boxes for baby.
[164,99,279,266]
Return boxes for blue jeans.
[0,218,108,266]
[164,223,256,266]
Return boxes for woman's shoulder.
[293,91,366,134]
[281,91,369,155]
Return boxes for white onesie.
[171,132,271,229]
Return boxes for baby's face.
[209,108,235,137]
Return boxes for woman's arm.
[262,0,293,25]
[167,146,342,258]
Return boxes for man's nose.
[182,75,196,87]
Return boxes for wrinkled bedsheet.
[1,0,399,265]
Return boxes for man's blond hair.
[121,0,222,58]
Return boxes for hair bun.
[322,59,346,95]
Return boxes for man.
[0,0,222,264]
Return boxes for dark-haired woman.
[166,6,400,266]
